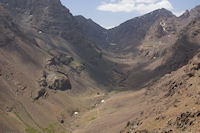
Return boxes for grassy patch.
[43,124,55,133]
[75,125,79,128]
[25,126,40,133]
[15,102,58,133]
[89,116,96,121]
[15,102,67,133]
[15,111,57,133]
[69,61,82,69]
[14,112,28,126]
[4,74,9,79]
[18,102,43,130]
[14,112,40,133]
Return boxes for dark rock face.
[180,10,190,19]
[46,73,71,91]
[0,0,77,38]
[75,15,108,47]
[107,8,175,50]
[57,54,74,65]
[0,0,114,86]
[34,71,72,100]
[33,88,46,101]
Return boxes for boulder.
[57,115,65,124]
[58,54,74,65]
[46,72,71,91]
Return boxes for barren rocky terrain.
[0,0,200,133]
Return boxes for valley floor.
[71,90,147,133]
[71,57,200,133]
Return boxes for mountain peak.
[179,10,190,18]
[150,8,174,17]
[190,5,200,16]
[193,5,200,10]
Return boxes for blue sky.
[61,0,200,29]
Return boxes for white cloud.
[134,0,173,14]
[173,11,184,17]
[100,24,116,29]
[135,0,156,4]
[97,0,178,15]
[97,0,135,13]
[105,25,116,29]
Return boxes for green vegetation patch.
[89,116,96,121]
[14,102,59,133]
[42,124,55,133]
[14,112,40,133]
[69,61,82,69]
[25,126,40,133]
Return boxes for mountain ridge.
[0,0,200,132]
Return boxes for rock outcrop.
[33,88,46,101]
[46,72,71,91]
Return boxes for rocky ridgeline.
[121,110,200,133]
[174,111,200,130]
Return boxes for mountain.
[0,1,115,132]
[107,9,175,50]
[0,5,49,132]
[0,0,118,86]
[75,15,108,48]
[121,18,200,132]
[72,8,200,89]
[0,0,200,132]
[72,17,200,133]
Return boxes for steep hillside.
[0,0,200,133]
[72,18,200,133]
[107,9,175,51]
[75,15,108,48]
[71,8,200,90]
[0,2,111,133]
[101,6,200,89]
[0,0,118,86]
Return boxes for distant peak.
[194,5,200,10]
[152,8,173,15]
[75,15,85,19]
[138,8,174,19]
[179,10,190,18]
[192,5,200,13]
[0,0,63,9]
[75,15,93,22]
[191,5,200,11]
[190,5,200,17]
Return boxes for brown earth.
[0,0,200,133]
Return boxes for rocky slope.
[72,18,200,133]
[74,6,200,89]
[0,1,113,133]
[0,0,117,86]
[120,17,200,132]
[75,15,108,48]
[108,8,175,51]
[0,0,200,133]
